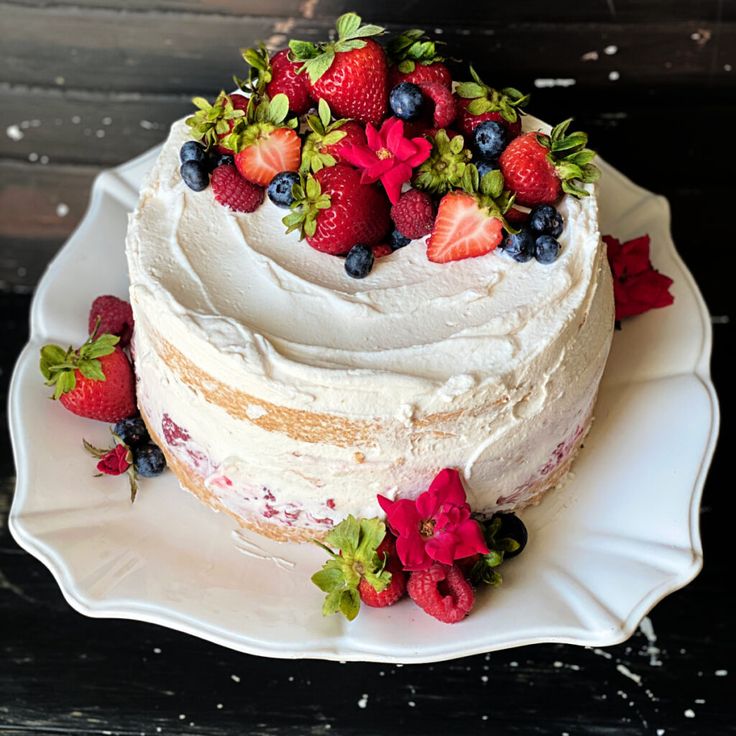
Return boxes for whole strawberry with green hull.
[224,93,301,187]
[40,332,137,423]
[185,91,247,154]
[387,28,452,89]
[426,165,515,263]
[300,99,367,174]
[499,118,600,206]
[242,44,311,115]
[413,129,472,195]
[290,12,388,125]
[454,67,529,138]
[283,165,391,255]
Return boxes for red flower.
[97,444,131,475]
[604,234,674,321]
[377,469,488,571]
[339,117,432,204]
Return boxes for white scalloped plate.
[8,147,719,663]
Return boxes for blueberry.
[344,244,374,279]
[268,171,301,208]
[502,227,535,262]
[133,444,167,478]
[180,160,209,191]
[493,513,528,559]
[208,151,233,171]
[473,121,507,160]
[529,204,564,237]
[535,234,562,264]
[476,159,499,179]
[113,417,149,447]
[180,140,207,164]
[389,82,424,121]
[389,229,411,251]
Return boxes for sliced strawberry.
[235,128,301,187]
[426,192,503,263]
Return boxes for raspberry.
[391,189,435,240]
[211,164,265,213]
[88,295,134,347]
[418,82,456,129]
[407,563,475,623]
[358,569,406,608]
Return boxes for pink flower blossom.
[97,444,131,475]
[339,116,432,204]
[377,469,488,571]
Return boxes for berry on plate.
[387,28,452,89]
[426,166,514,263]
[344,243,375,278]
[499,119,599,206]
[225,94,301,187]
[300,99,367,173]
[40,333,136,423]
[466,512,529,586]
[389,81,424,121]
[535,234,562,264]
[267,170,301,208]
[283,165,391,255]
[185,91,247,153]
[113,416,150,447]
[502,226,535,263]
[391,188,435,240]
[180,160,209,191]
[88,295,134,347]
[529,204,564,237]
[179,140,207,164]
[290,12,388,125]
[211,163,265,212]
[133,444,167,478]
[407,563,475,624]
[454,66,529,138]
[472,120,508,160]
[417,81,456,129]
[413,129,472,195]
[311,516,406,620]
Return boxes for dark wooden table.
[1,3,734,734]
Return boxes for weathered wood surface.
[1,2,734,734]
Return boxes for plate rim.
[7,147,720,664]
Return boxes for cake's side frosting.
[127,116,614,540]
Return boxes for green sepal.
[283,172,332,238]
[459,164,518,234]
[456,67,530,124]
[413,129,472,195]
[185,91,246,150]
[300,99,350,174]
[543,118,601,199]
[467,514,525,586]
[310,515,391,622]
[387,28,446,68]
[223,93,297,154]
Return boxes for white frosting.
[127,116,614,530]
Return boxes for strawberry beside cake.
[125,14,614,542]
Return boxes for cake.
[125,19,614,543]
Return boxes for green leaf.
[467,98,492,116]
[321,131,345,146]
[191,96,211,111]
[567,149,597,167]
[322,588,344,617]
[318,98,331,129]
[39,344,66,380]
[556,161,584,181]
[486,169,504,199]
[54,370,76,399]
[552,132,588,153]
[268,94,289,124]
[398,59,415,73]
[456,82,486,99]
[551,118,573,141]
[339,589,360,621]
[581,163,601,182]
[325,515,361,554]
[78,359,105,382]
[462,163,479,193]
[303,49,336,84]
[311,565,345,594]
[336,12,362,40]
[289,40,320,61]
[561,180,590,198]
[305,176,321,199]
[355,519,386,560]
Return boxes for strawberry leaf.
[78,359,105,382]
[54,370,75,399]
[39,344,66,380]
[336,12,362,39]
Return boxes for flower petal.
[397,533,431,571]
[365,123,383,151]
[340,144,379,170]
[452,518,489,558]
[427,468,468,506]
[406,136,432,167]
[425,530,458,565]
[380,163,411,204]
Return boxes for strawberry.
[211,163,265,212]
[242,45,311,115]
[413,129,472,195]
[88,295,134,347]
[312,516,404,620]
[40,333,137,423]
[225,94,301,187]
[426,165,514,263]
[454,67,529,138]
[388,28,452,89]
[185,91,247,154]
[499,119,600,206]
[283,164,390,255]
[418,82,455,129]
[300,99,367,173]
[290,13,388,125]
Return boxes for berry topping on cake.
[180,160,209,191]
[389,229,411,251]
[185,91,247,153]
[207,151,234,171]
[300,99,367,173]
[499,119,600,205]
[40,333,136,423]
[426,166,514,263]
[88,295,134,347]
[222,94,300,187]
[472,120,508,161]
[344,243,375,278]
[179,140,207,164]
[535,234,562,264]
[417,81,456,129]
[242,44,312,116]
[371,243,393,258]
[267,170,301,208]
[407,563,475,623]
[387,28,452,89]
[211,163,265,213]
[413,129,472,195]
[502,226,535,263]
[112,416,149,447]
[454,67,529,138]
[390,188,435,240]
[289,13,388,125]
[389,82,424,121]
[529,203,564,237]
[311,516,402,620]
[283,165,391,254]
